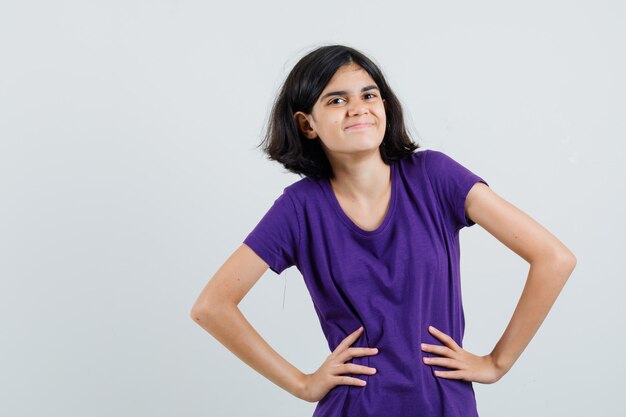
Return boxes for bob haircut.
[258,44,420,180]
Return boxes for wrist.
[490,352,513,377]
[294,372,309,401]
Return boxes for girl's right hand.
[298,326,379,403]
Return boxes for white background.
[1,1,623,416]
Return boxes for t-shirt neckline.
[322,161,398,237]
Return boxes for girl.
[191,44,576,416]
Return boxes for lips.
[345,122,374,130]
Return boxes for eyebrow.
[319,85,380,102]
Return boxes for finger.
[333,363,377,376]
[433,369,467,380]
[422,356,464,370]
[421,343,454,358]
[349,347,380,358]
[336,347,378,364]
[335,375,368,387]
[334,326,364,353]
[428,326,460,351]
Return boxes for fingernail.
[372,348,379,353]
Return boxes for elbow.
[190,299,237,325]
[532,247,577,279]
[553,249,577,278]
[569,253,577,270]
[190,303,214,324]
[559,248,577,270]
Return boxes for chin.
[352,142,384,154]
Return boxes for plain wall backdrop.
[1,1,624,416]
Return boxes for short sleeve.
[243,189,300,275]
[423,150,489,230]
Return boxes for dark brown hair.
[257,44,420,180]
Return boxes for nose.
[347,100,370,116]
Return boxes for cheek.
[375,105,386,121]
[378,112,387,127]
[329,118,342,131]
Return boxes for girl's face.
[294,63,387,160]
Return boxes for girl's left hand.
[421,326,504,384]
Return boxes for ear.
[293,111,318,139]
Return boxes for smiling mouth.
[346,123,374,130]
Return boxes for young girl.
[191,44,576,417]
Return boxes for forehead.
[323,63,376,90]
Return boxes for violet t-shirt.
[243,149,489,417]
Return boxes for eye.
[364,93,377,99]
[329,97,346,105]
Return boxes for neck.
[329,154,391,205]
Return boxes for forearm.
[191,303,306,399]
[490,254,576,374]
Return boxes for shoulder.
[281,176,322,207]
[419,149,472,178]
[406,148,485,193]
[420,148,453,167]
[284,176,318,195]
[395,148,430,176]
[398,148,432,166]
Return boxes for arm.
[466,182,577,375]
[190,243,307,399]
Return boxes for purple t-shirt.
[243,149,489,417]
